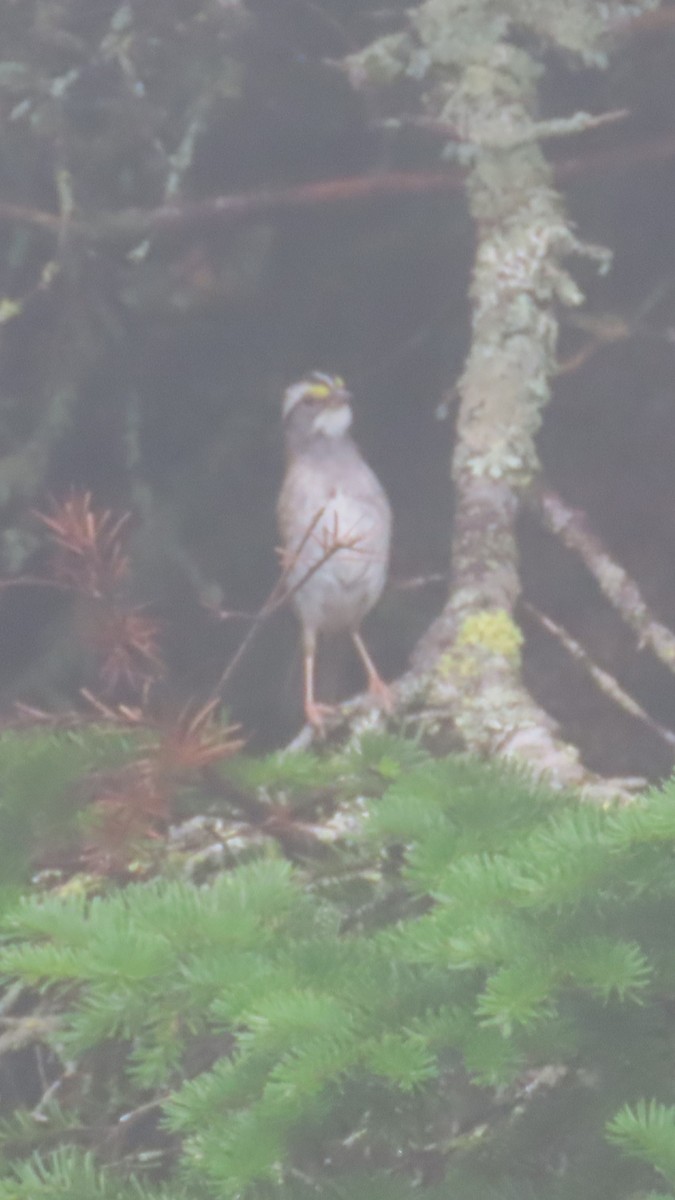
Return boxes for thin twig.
[392,571,448,591]
[523,601,675,750]
[0,173,465,244]
[528,486,675,678]
[1,128,675,245]
[209,509,366,700]
[557,277,675,375]
[373,107,628,144]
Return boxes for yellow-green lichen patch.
[456,610,524,660]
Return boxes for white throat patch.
[313,403,352,438]
[282,381,310,420]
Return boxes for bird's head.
[282,371,353,440]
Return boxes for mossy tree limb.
[345,1,658,790]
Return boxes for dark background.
[1,0,675,771]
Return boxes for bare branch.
[528,487,675,677]
[1,128,674,247]
[523,602,675,751]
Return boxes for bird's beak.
[329,388,351,407]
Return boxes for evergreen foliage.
[0,725,143,906]
[2,735,675,1197]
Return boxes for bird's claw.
[366,673,394,715]
[304,700,339,732]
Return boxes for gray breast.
[278,443,391,635]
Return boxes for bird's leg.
[352,631,393,714]
[302,628,335,729]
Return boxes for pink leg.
[352,631,393,713]
[302,628,335,729]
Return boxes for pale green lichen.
[457,609,524,658]
[437,646,477,680]
[410,0,659,73]
[437,610,524,679]
[345,0,659,791]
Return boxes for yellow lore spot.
[306,375,345,399]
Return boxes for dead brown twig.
[557,278,675,375]
[0,491,165,697]
[209,506,368,699]
[0,491,247,873]
[3,126,674,247]
[73,694,242,872]
[34,491,133,596]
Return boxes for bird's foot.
[304,700,339,732]
[305,678,394,736]
[366,672,394,715]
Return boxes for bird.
[277,371,392,729]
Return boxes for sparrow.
[277,371,392,728]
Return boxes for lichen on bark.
[346,0,660,794]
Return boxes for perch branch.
[333,0,653,800]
